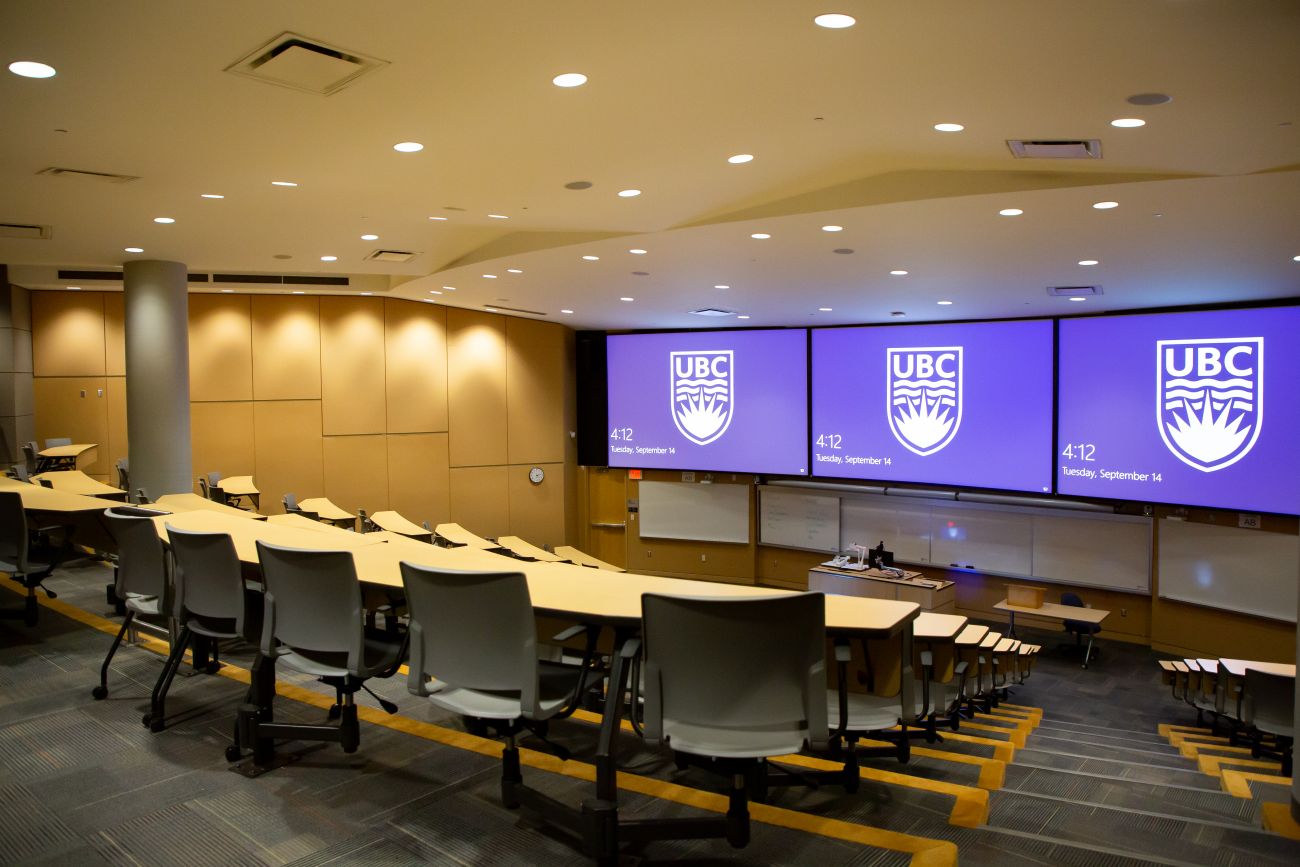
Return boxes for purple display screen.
[811,320,1054,492]
[1058,306,1300,515]
[606,329,808,474]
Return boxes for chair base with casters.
[0,507,73,627]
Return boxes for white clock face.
[529,467,544,484]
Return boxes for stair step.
[1004,765,1258,826]
[1028,733,1188,766]
[1037,721,1175,748]
[1015,748,1219,789]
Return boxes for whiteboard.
[759,487,839,552]
[637,481,750,544]
[840,497,932,564]
[930,504,1033,577]
[1157,519,1298,623]
[1033,512,1150,593]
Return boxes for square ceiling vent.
[226,32,388,96]
[1007,139,1102,159]
[365,249,419,263]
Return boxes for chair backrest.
[167,526,245,634]
[282,492,299,513]
[1243,668,1296,737]
[205,473,229,505]
[400,564,538,707]
[641,592,829,756]
[21,442,39,471]
[115,458,129,490]
[1060,592,1084,608]
[197,476,210,498]
[10,464,30,482]
[44,437,72,448]
[0,491,30,570]
[103,507,168,598]
[255,541,364,668]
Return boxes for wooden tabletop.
[434,522,498,549]
[955,623,990,646]
[914,611,968,641]
[1196,658,1220,674]
[496,535,565,562]
[155,509,382,562]
[994,638,1020,653]
[1183,658,1202,672]
[979,631,1003,649]
[994,599,1110,623]
[0,477,118,513]
[554,545,626,572]
[215,475,259,496]
[31,470,125,498]
[1218,658,1297,679]
[267,512,367,541]
[367,510,429,537]
[154,492,266,520]
[296,497,355,521]
[38,443,97,458]
[1172,660,1189,672]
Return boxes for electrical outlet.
[79,389,86,397]
[700,554,707,562]
[1120,608,1128,617]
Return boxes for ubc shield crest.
[1157,337,1263,473]
[887,346,962,456]
[671,350,734,445]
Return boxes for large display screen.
[606,329,808,474]
[811,320,1054,492]
[1057,306,1300,514]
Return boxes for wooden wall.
[30,291,577,548]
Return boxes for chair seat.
[666,718,809,759]
[124,593,162,616]
[827,690,901,732]
[277,631,406,679]
[427,660,581,721]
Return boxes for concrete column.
[0,266,36,467]
[123,260,191,499]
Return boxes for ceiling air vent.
[488,304,547,316]
[1047,285,1103,297]
[364,249,418,263]
[1007,139,1102,159]
[690,308,735,317]
[37,166,139,183]
[1,222,53,240]
[225,32,388,96]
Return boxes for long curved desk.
[31,470,128,500]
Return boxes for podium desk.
[808,565,956,612]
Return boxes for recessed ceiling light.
[890,270,909,276]
[999,208,1023,216]
[617,189,641,198]
[429,290,443,295]
[360,292,373,296]
[818,307,833,312]
[737,315,750,320]
[422,299,436,304]
[361,233,379,240]
[552,72,588,88]
[750,232,771,239]
[620,297,634,302]
[714,284,730,289]
[487,214,509,220]
[428,216,448,221]
[821,225,843,232]
[483,273,497,278]
[814,13,856,29]
[320,255,337,262]
[933,122,964,132]
[1293,255,1300,262]
[393,141,424,153]
[201,194,224,199]
[1110,118,1146,128]
[441,285,456,291]
[292,290,305,295]
[1068,296,1087,302]
[484,307,497,312]
[124,247,144,253]
[153,217,175,224]
[506,268,522,273]
[221,289,235,293]
[628,248,647,255]
[1078,259,1099,266]
[8,61,56,79]
[727,154,754,164]
[560,308,574,314]
[271,181,298,187]
[1093,201,1119,209]
[66,286,80,291]
[582,255,600,261]
[937,300,954,306]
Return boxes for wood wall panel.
[506,318,568,464]
[447,309,507,467]
[449,464,509,539]
[386,433,450,526]
[507,462,567,548]
[250,296,321,400]
[31,292,106,376]
[320,297,385,435]
[323,435,389,515]
[189,294,253,401]
[190,402,255,491]
[103,294,125,376]
[384,299,447,433]
[105,376,128,477]
[253,400,323,513]
[1150,595,1295,661]
[32,377,109,476]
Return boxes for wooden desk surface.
[1172,660,1189,672]
[979,631,1003,649]
[267,513,363,540]
[496,535,565,562]
[39,443,97,458]
[811,564,950,590]
[994,599,1110,624]
[1196,658,1220,674]
[554,545,626,572]
[0,477,117,513]
[156,509,382,562]
[215,475,259,496]
[296,497,355,521]
[1219,658,1297,679]
[434,522,498,550]
[31,470,124,498]
[154,492,266,520]
[914,611,967,641]
[994,638,1019,653]
[1183,658,1202,672]
[955,623,990,646]
[367,510,429,536]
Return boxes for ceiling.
[2,0,1298,329]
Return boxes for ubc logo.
[887,347,963,456]
[1157,337,1263,472]
[671,350,734,445]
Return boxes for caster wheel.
[225,744,241,762]
[142,714,152,728]
[149,718,164,733]
[673,752,690,771]
[91,686,108,700]
[205,662,221,675]
[327,705,341,721]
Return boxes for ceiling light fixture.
[361,233,379,240]
[818,307,833,312]
[201,194,224,199]
[714,284,730,289]
[1110,118,1146,128]
[1078,259,1099,266]
[814,13,856,29]
[428,216,448,221]
[271,180,298,187]
[737,315,750,320]
[291,290,305,295]
[999,208,1023,216]
[727,153,754,164]
[1068,296,1087,302]
[620,297,634,302]
[937,300,953,306]
[8,60,56,78]
[393,141,424,152]
[153,217,175,224]
[750,232,771,239]
[221,289,235,293]
[560,309,574,314]
[628,248,647,255]
[320,255,337,261]
[582,255,599,261]
[890,270,909,276]
[482,273,497,278]
[933,122,964,132]
[506,268,522,273]
[66,286,80,291]
[822,225,843,232]
[441,285,456,291]
[360,292,373,296]
[484,307,497,312]
[124,247,144,253]
[428,290,442,295]
[487,214,509,219]
[1093,201,1119,209]
[552,72,588,88]
[617,189,641,198]
[1293,255,1300,262]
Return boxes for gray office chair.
[1182,661,1221,727]
[115,457,129,491]
[44,437,72,448]
[640,592,829,849]
[0,491,65,626]
[241,542,406,757]
[281,492,318,520]
[400,563,595,809]
[1242,668,1295,776]
[148,526,259,737]
[1060,591,1101,665]
[93,507,170,705]
[205,472,228,505]
[8,464,30,482]
[22,441,39,474]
